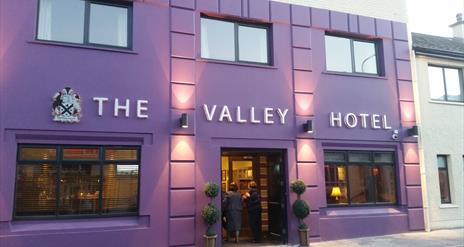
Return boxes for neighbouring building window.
[37,0,131,48]
[428,65,464,102]
[324,151,397,206]
[14,145,140,218]
[325,35,381,75]
[201,16,271,64]
[437,155,452,204]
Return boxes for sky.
[406,0,464,37]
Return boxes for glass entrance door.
[267,153,286,241]
[221,149,287,244]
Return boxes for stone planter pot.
[204,234,217,247]
[298,228,310,246]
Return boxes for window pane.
[37,0,85,43]
[201,18,235,61]
[437,155,451,204]
[348,165,376,204]
[105,149,138,161]
[444,68,463,101]
[325,165,348,205]
[348,152,370,163]
[20,147,56,161]
[15,164,57,216]
[437,155,447,169]
[438,169,451,203]
[63,148,100,160]
[374,166,396,203]
[238,26,268,63]
[325,36,352,73]
[102,164,139,213]
[353,41,378,74]
[373,152,394,163]
[324,152,345,163]
[59,164,100,215]
[428,66,446,100]
[89,3,128,47]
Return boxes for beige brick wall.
[273,0,407,22]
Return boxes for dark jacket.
[246,188,261,213]
[223,191,242,231]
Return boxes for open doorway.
[221,148,287,245]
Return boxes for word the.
[93,97,148,118]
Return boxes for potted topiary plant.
[201,182,220,247]
[291,179,310,246]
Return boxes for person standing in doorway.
[221,190,228,241]
[223,182,242,243]
[244,181,262,243]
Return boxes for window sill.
[439,204,459,209]
[428,100,464,106]
[322,71,388,80]
[323,206,405,217]
[196,58,278,70]
[5,216,149,235]
[28,40,138,54]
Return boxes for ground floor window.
[324,151,397,206]
[14,145,140,218]
[437,155,451,204]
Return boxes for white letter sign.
[329,111,393,130]
[93,97,108,116]
[137,100,148,119]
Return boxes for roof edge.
[413,47,464,62]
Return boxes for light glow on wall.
[403,143,419,164]
[400,101,416,122]
[171,135,195,161]
[172,83,195,109]
[297,139,316,162]
[295,93,314,116]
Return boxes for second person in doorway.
[243,181,262,243]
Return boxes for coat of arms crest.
[52,87,82,123]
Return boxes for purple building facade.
[0,0,424,246]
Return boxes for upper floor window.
[14,145,140,218]
[428,65,464,102]
[324,151,397,206]
[200,16,271,65]
[325,34,380,75]
[37,0,132,48]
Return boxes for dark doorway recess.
[221,148,288,245]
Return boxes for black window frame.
[200,15,273,66]
[324,150,398,207]
[428,65,464,102]
[35,0,133,49]
[437,155,452,204]
[13,144,141,220]
[324,33,383,76]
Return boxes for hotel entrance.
[221,149,287,245]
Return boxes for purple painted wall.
[0,0,424,246]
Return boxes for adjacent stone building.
[412,14,464,231]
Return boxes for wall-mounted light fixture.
[180,113,188,129]
[303,120,313,133]
[407,125,419,137]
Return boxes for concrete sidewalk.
[311,228,464,247]
[223,228,464,247]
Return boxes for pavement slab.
[222,228,464,247]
